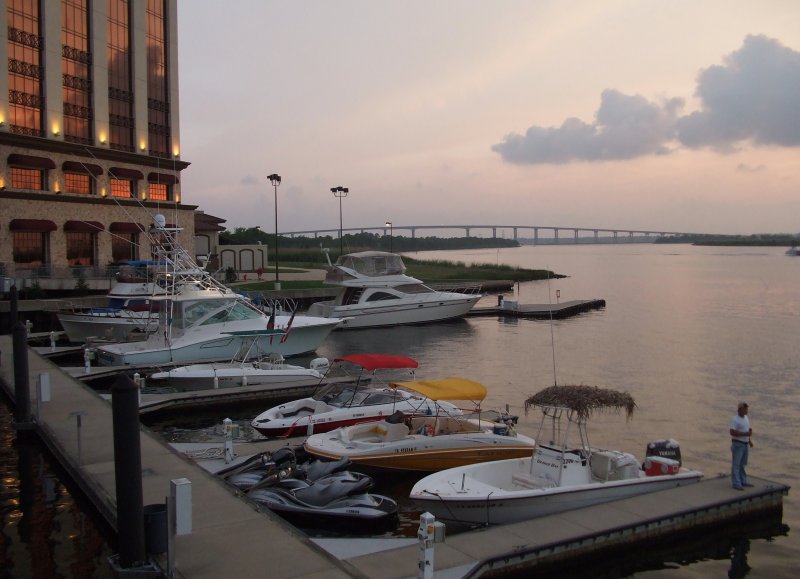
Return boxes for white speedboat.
[251,353,462,437]
[409,384,703,526]
[56,265,166,343]
[93,215,342,366]
[303,377,535,471]
[306,251,481,328]
[148,353,330,388]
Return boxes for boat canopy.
[390,378,486,401]
[525,384,636,420]
[335,353,419,371]
[334,251,406,277]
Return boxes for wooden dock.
[469,298,606,319]
[0,335,790,578]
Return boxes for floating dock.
[469,298,606,319]
[0,335,789,578]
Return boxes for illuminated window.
[10,167,45,190]
[13,231,48,266]
[146,0,170,158]
[110,178,133,198]
[66,231,95,266]
[149,182,168,200]
[8,0,44,136]
[62,0,93,144]
[108,0,134,151]
[64,172,93,194]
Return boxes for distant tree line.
[220,228,520,255]
[655,233,799,246]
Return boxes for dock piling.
[111,374,147,568]
[13,321,31,427]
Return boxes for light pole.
[385,221,393,253]
[268,173,281,288]
[331,186,349,255]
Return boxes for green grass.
[233,259,561,291]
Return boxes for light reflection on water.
[0,401,115,578]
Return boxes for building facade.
[0,0,196,289]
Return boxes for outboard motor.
[310,357,331,374]
[645,439,682,466]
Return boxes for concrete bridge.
[281,224,693,243]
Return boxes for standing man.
[729,402,754,490]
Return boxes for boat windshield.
[335,253,406,277]
[171,298,262,329]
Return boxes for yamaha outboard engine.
[645,439,682,466]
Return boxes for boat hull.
[149,365,322,387]
[57,311,155,343]
[304,429,537,472]
[410,457,704,525]
[310,295,480,329]
[95,319,340,366]
[309,444,536,472]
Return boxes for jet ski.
[248,472,397,524]
[221,447,352,490]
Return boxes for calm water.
[4,243,798,577]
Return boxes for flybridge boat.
[303,377,536,471]
[251,353,462,437]
[93,215,342,366]
[56,262,167,343]
[306,251,482,329]
[409,384,703,526]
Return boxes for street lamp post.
[385,221,393,253]
[331,186,349,256]
[268,173,281,289]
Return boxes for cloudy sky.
[177,1,800,235]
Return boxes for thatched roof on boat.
[524,384,636,420]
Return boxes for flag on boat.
[280,307,297,344]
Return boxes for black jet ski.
[222,447,352,490]
[248,472,397,524]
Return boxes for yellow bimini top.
[390,378,487,402]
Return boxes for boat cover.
[334,353,419,371]
[390,378,486,401]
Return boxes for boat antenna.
[546,266,558,387]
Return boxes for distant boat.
[306,250,481,328]
[786,245,799,256]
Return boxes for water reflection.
[0,400,115,578]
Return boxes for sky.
[177,1,800,235]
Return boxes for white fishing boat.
[306,251,481,328]
[93,215,342,366]
[251,353,462,437]
[56,264,166,343]
[303,377,535,471]
[409,384,703,526]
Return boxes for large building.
[0,0,209,291]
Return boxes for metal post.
[223,418,234,463]
[13,321,31,426]
[268,173,281,288]
[418,512,435,578]
[10,284,19,327]
[111,375,146,568]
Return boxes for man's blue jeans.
[731,441,749,487]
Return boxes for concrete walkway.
[0,335,360,579]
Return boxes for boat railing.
[428,281,483,295]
